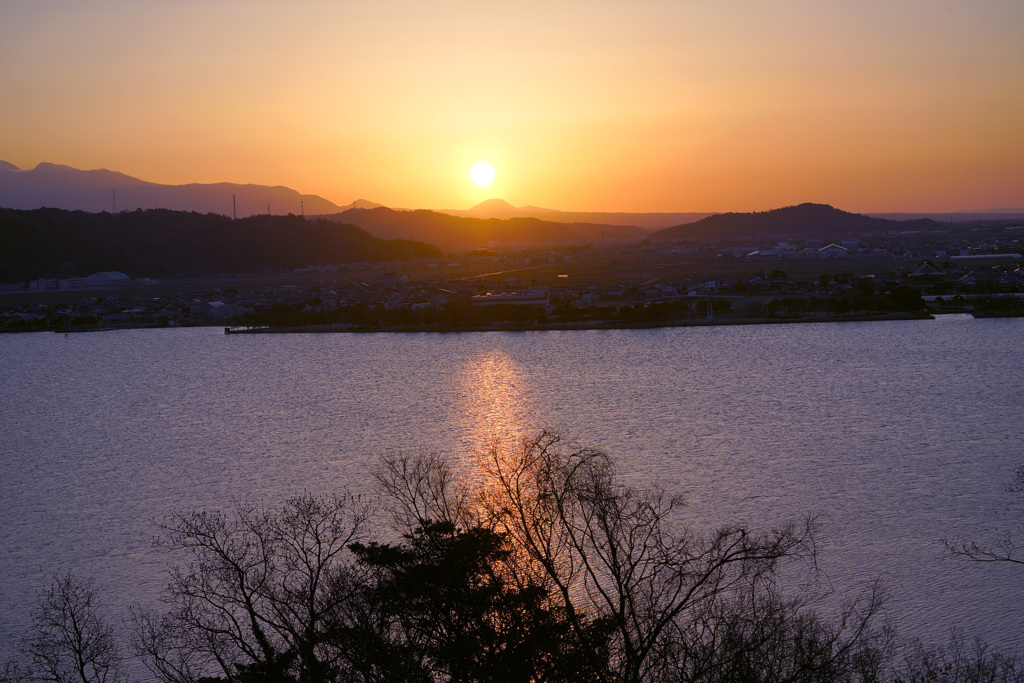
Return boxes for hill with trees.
[650,202,944,242]
[0,208,440,281]
[321,206,646,251]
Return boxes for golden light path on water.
[457,349,532,452]
[452,348,586,599]
[452,344,561,505]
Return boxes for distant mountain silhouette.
[338,198,385,211]
[650,203,944,241]
[442,198,711,230]
[0,207,440,281]
[0,162,346,216]
[867,210,1024,222]
[319,207,647,251]
[470,198,544,214]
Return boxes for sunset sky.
[2,0,1022,213]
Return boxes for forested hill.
[650,203,944,241]
[319,207,645,251]
[0,208,441,281]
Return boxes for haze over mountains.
[4,161,1021,227]
[321,207,649,251]
[0,162,364,217]
[4,161,1024,267]
[6,198,1017,284]
[441,198,714,230]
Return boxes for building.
[817,244,849,259]
[471,289,549,306]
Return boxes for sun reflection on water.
[456,348,534,459]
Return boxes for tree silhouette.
[350,520,608,682]
[3,573,124,683]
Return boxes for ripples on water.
[1,315,1022,657]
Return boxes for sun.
[470,162,496,186]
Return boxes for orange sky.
[2,0,1022,213]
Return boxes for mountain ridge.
[441,197,712,229]
[0,162,346,216]
[318,206,647,251]
[650,202,946,241]
[3,162,1019,231]
[0,207,440,281]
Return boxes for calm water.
[2,316,1023,661]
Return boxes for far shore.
[17,308,1024,336]
[223,311,940,335]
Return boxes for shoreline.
[223,311,938,334]
[18,309,1024,335]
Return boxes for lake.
[2,315,1022,663]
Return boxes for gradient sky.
[2,0,1022,212]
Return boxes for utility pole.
[112,189,117,213]
[233,194,237,220]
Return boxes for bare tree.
[946,467,1024,566]
[376,431,891,683]
[128,432,891,683]
[895,630,1023,683]
[667,576,891,683]
[474,431,888,683]
[374,451,474,531]
[3,573,123,683]
[132,493,374,683]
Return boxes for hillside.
[321,206,645,251]
[441,198,710,230]
[0,208,440,281]
[650,203,944,241]
[0,162,345,217]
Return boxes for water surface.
[2,315,1022,658]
